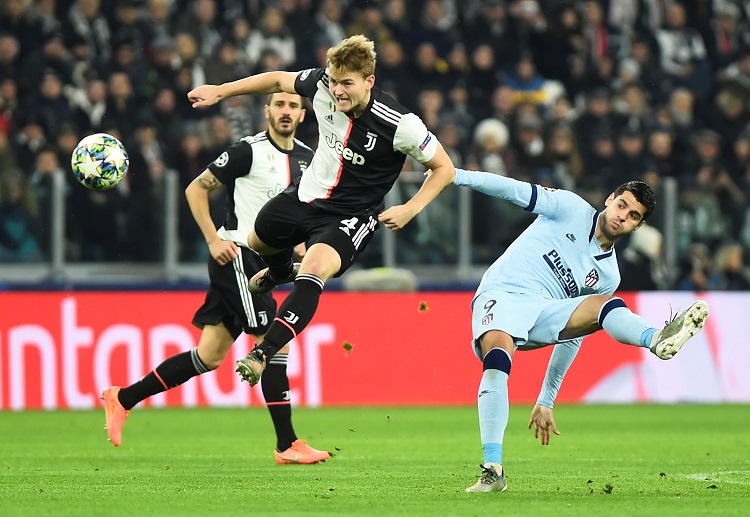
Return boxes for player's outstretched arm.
[185,169,238,266]
[188,71,298,108]
[378,144,455,230]
[528,404,560,446]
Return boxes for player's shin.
[257,274,325,359]
[478,348,512,465]
[261,354,297,451]
[118,349,210,410]
[598,297,655,347]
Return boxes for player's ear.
[299,108,306,123]
[365,74,375,89]
[604,193,615,206]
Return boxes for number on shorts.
[339,216,377,250]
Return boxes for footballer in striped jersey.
[188,35,456,388]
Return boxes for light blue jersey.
[456,168,624,408]
[455,169,621,300]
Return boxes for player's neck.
[269,130,294,151]
[594,215,616,251]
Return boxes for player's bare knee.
[479,331,514,358]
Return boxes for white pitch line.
[682,471,750,486]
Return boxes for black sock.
[117,349,210,410]
[261,248,295,281]
[258,274,324,358]
[261,354,297,451]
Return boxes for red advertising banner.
[0,291,746,410]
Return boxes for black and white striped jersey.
[207,131,313,247]
[292,67,439,214]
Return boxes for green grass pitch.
[1,405,748,516]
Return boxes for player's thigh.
[308,211,379,277]
[253,192,310,250]
[558,294,612,340]
[193,249,278,338]
[470,291,542,360]
[527,294,605,344]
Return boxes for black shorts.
[192,247,277,339]
[254,191,379,276]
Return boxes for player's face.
[600,190,647,240]
[265,92,305,137]
[328,69,375,117]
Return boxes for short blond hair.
[327,35,377,78]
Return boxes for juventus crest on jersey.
[292,67,439,214]
[207,131,313,246]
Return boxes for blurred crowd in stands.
[1,0,750,290]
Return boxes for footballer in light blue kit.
[454,168,709,493]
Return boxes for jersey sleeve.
[536,338,582,408]
[392,112,438,163]
[454,168,590,219]
[207,140,253,183]
[294,68,326,99]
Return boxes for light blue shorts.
[470,290,593,360]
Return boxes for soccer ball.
[71,133,129,190]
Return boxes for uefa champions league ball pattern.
[71,133,129,190]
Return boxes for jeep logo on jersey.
[213,151,229,167]
[326,134,365,165]
[364,131,377,151]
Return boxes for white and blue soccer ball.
[71,133,129,190]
